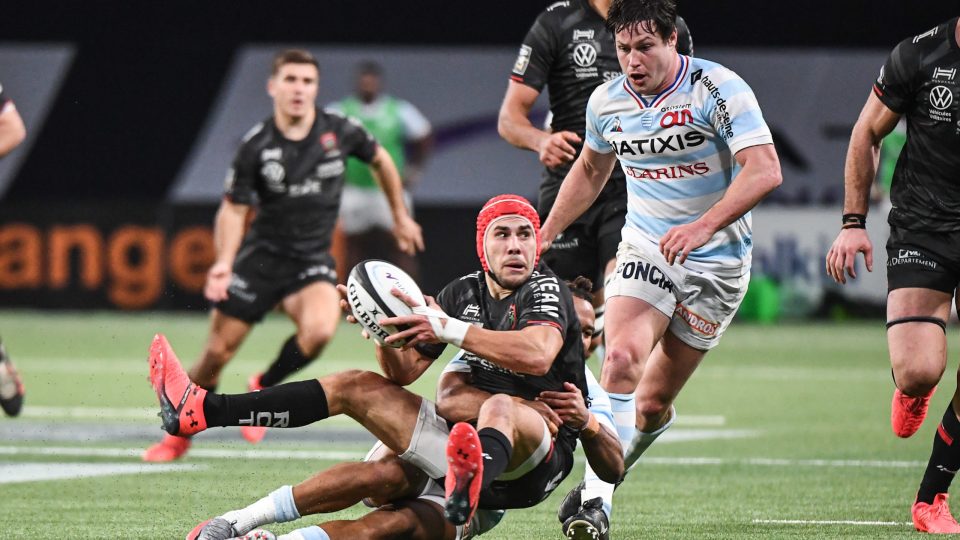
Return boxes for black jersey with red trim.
[417,263,587,401]
[225,107,378,260]
[511,0,628,211]
[874,17,960,232]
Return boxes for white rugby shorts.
[605,240,748,350]
[339,186,413,234]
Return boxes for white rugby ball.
[346,259,426,348]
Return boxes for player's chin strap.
[412,305,471,347]
[886,316,947,332]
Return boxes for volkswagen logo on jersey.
[930,85,954,110]
[573,43,597,67]
[261,161,286,192]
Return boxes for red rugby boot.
[913,493,960,534]
[142,433,192,462]
[444,422,484,526]
[892,386,935,438]
[147,333,207,437]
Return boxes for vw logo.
[930,85,954,110]
[573,43,597,67]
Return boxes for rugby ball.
[346,260,426,348]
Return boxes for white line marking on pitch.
[0,462,203,484]
[753,519,911,526]
[0,446,929,469]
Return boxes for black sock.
[478,427,513,490]
[259,335,316,387]
[203,379,329,428]
[918,404,960,504]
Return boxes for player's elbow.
[594,459,624,483]
[757,155,783,194]
[524,353,554,376]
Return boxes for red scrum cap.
[476,194,541,272]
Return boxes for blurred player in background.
[498,0,693,530]
[0,82,27,418]
[143,49,423,462]
[541,0,780,530]
[826,16,960,534]
[330,60,432,281]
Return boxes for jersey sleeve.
[584,86,614,154]
[398,100,432,140]
[700,68,773,155]
[339,114,379,163]
[413,283,456,360]
[873,39,921,114]
[510,11,557,91]
[515,273,567,334]
[224,125,263,205]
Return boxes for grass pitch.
[0,311,952,538]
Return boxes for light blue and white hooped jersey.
[585,55,773,277]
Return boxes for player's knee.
[603,345,641,383]
[479,393,515,417]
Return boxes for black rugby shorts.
[886,225,960,294]
[215,245,338,323]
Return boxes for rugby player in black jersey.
[183,278,621,540]
[0,82,27,418]
[143,49,423,462]
[826,16,960,534]
[148,194,604,538]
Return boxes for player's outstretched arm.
[826,92,900,284]
[498,81,581,168]
[540,146,618,253]
[369,145,424,255]
[204,199,250,301]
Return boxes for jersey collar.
[622,54,689,110]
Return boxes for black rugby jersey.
[511,0,628,211]
[418,264,588,402]
[225,107,378,259]
[874,18,960,231]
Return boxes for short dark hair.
[567,276,595,303]
[607,0,678,43]
[357,60,383,77]
[271,49,320,76]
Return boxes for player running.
[826,15,960,534]
[540,0,781,530]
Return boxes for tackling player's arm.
[660,143,782,265]
[436,369,561,433]
[539,146,618,252]
[368,145,424,255]
[825,92,900,284]
[498,81,581,168]
[539,381,624,483]
[0,99,26,157]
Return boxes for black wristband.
[842,213,866,229]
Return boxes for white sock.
[278,526,330,540]
[608,392,637,453]
[581,460,614,518]
[220,485,299,535]
[624,406,676,470]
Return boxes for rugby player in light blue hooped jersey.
[540,0,782,520]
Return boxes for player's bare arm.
[498,81,581,168]
[0,102,26,157]
[826,92,900,284]
[335,283,432,385]
[660,143,782,265]
[539,381,623,482]
[540,146,618,253]
[204,199,250,302]
[437,370,562,434]
[369,145,425,255]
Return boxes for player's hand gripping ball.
[346,259,426,348]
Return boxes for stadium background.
[0,0,956,311]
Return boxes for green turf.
[0,311,953,538]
